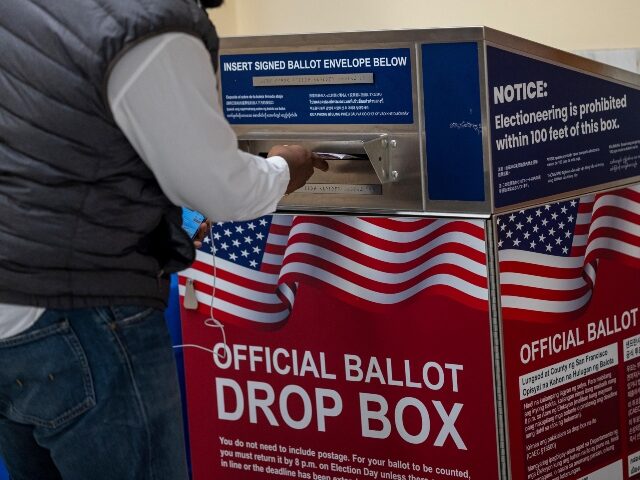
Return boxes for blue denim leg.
[0,306,189,480]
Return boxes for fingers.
[193,221,209,248]
[267,145,330,194]
[311,152,329,171]
[268,146,329,169]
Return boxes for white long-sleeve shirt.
[0,33,289,338]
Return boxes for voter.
[0,1,328,479]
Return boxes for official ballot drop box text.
[179,27,640,480]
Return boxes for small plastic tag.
[184,278,199,310]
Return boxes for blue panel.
[220,49,413,124]
[488,47,640,208]
[422,43,485,201]
[164,275,192,478]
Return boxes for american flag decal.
[179,216,293,326]
[179,216,489,328]
[498,184,640,320]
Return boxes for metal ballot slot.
[238,132,421,211]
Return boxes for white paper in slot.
[314,152,363,160]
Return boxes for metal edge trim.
[486,217,512,480]
[219,27,487,49]
[478,38,496,215]
[273,209,491,219]
[494,176,640,215]
[414,41,428,211]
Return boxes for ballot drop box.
[178,28,640,480]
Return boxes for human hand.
[193,220,211,249]
[267,145,329,194]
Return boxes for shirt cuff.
[266,155,290,196]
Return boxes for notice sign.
[488,47,640,208]
[180,215,499,479]
[220,48,413,124]
[498,182,640,480]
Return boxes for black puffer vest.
[0,0,219,309]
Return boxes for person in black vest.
[0,1,327,478]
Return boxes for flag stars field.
[498,186,640,318]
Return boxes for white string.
[173,222,228,361]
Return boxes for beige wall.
[209,0,640,51]
[208,1,238,37]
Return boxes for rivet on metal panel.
[364,135,393,184]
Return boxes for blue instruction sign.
[220,48,413,124]
[488,47,640,208]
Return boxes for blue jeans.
[0,306,189,480]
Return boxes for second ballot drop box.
[179,27,640,480]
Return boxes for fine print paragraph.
[218,436,472,480]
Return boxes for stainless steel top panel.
[218,27,640,216]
